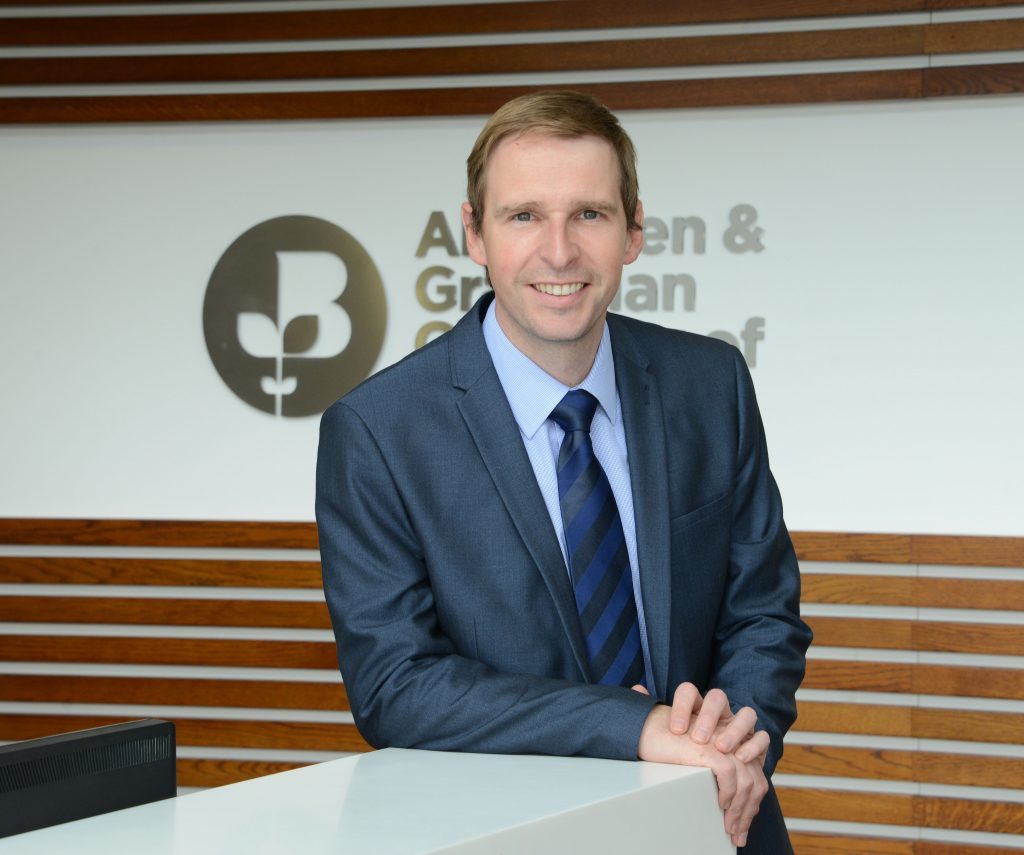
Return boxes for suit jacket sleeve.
[710,350,811,776]
[316,400,658,760]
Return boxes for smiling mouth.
[532,282,585,296]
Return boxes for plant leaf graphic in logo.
[236,252,353,416]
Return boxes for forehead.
[483,132,622,205]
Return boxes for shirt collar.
[482,299,619,440]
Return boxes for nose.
[538,218,580,271]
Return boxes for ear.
[461,201,488,266]
[623,200,644,265]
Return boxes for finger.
[668,682,701,735]
[711,753,739,813]
[723,757,755,844]
[691,687,729,744]
[714,705,757,754]
[631,684,650,695]
[735,729,771,765]
[732,763,768,848]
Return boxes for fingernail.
[738,834,747,847]
[693,728,708,742]
[718,736,734,753]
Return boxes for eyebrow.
[492,200,620,217]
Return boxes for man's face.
[462,132,643,376]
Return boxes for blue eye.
[514,212,533,222]
[580,210,600,220]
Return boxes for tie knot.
[550,389,599,434]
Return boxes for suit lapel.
[449,297,591,680]
[609,316,673,701]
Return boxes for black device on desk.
[0,718,176,838]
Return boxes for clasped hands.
[635,682,769,849]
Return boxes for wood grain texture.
[913,752,1024,789]
[1,522,1019,567]
[806,616,1024,654]
[793,701,914,737]
[0,70,926,124]
[789,832,912,853]
[804,616,913,649]
[800,574,1024,609]
[913,663,1024,700]
[790,834,1024,855]
[781,744,1024,788]
[0,713,371,752]
[927,19,1024,54]
[801,574,917,605]
[778,744,915,780]
[792,532,914,563]
[778,786,916,825]
[916,844,1024,855]
[912,707,1024,744]
[0,556,322,587]
[0,26,928,86]
[0,518,318,549]
[177,757,306,788]
[0,635,338,669]
[803,660,915,693]
[0,595,331,627]
[925,61,1024,97]
[914,621,1024,655]
[916,796,1024,834]
[0,2,929,46]
[805,660,1024,700]
[0,674,348,709]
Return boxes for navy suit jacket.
[316,293,811,853]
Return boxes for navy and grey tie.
[550,390,644,688]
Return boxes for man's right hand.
[634,685,769,849]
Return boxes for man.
[316,90,811,853]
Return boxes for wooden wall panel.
[0,556,323,588]
[0,713,371,752]
[0,635,337,669]
[0,2,930,47]
[0,595,331,628]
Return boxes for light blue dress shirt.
[482,300,655,692]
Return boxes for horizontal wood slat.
[801,575,1024,609]
[928,60,1024,97]
[805,660,1024,699]
[779,744,1024,788]
[0,518,318,549]
[790,831,913,853]
[780,786,916,825]
[794,701,1024,745]
[0,556,322,587]
[781,787,1024,834]
[0,70,927,124]
[3,521,1019,567]
[0,635,337,669]
[0,595,331,627]
[0,674,347,710]
[0,1,930,47]
[806,616,1024,655]
[0,26,932,86]
[9,20,1021,90]
[0,713,371,752]
[177,757,306,788]
[789,832,1024,854]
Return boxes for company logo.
[203,216,386,417]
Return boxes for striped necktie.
[550,390,644,688]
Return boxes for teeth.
[533,282,584,296]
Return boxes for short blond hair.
[466,90,641,234]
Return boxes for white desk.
[1,749,734,854]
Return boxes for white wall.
[1,95,1022,533]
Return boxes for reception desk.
[1,749,734,853]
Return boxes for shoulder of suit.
[608,312,740,368]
